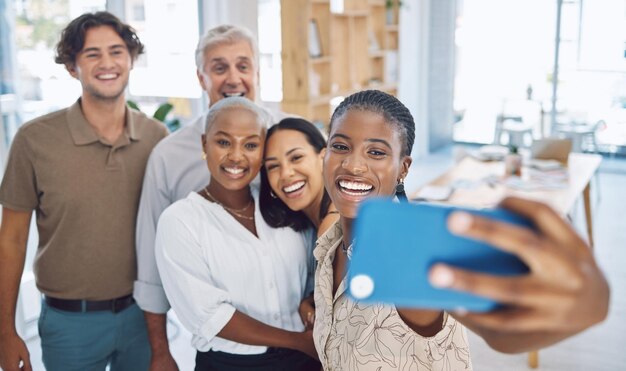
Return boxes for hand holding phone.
[348,199,532,312]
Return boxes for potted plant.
[385,0,403,25]
[127,100,181,132]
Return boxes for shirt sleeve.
[155,207,236,343]
[133,149,172,313]
[0,129,39,211]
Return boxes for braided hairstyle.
[329,90,416,200]
[329,90,415,156]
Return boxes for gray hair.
[205,97,270,134]
[195,25,259,72]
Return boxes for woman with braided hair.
[313,90,609,370]
[313,90,470,370]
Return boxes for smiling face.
[197,40,258,106]
[324,109,412,219]
[264,129,326,216]
[202,107,265,191]
[69,25,132,102]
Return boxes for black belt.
[44,294,134,313]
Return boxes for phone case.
[347,199,531,312]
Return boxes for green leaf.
[153,103,174,122]
[127,100,140,111]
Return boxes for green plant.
[127,100,181,132]
[385,0,403,9]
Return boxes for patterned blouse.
[312,222,473,371]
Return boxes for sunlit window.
[258,0,283,102]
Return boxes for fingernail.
[430,265,454,288]
[448,212,473,234]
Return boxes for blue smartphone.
[347,199,532,312]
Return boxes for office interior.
[1,0,625,370]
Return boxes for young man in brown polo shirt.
[0,12,167,371]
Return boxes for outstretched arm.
[429,197,609,353]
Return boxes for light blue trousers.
[38,300,150,371]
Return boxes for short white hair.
[195,24,259,72]
[205,97,270,133]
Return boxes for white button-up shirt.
[155,190,315,354]
[135,109,292,313]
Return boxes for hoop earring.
[395,178,408,202]
[270,191,277,199]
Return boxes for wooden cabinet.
[281,0,400,126]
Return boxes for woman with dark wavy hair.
[260,118,340,329]
[260,118,339,235]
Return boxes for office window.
[124,0,201,120]
[258,0,282,102]
[453,0,626,153]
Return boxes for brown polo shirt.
[0,99,168,300]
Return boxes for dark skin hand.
[429,197,610,353]
[299,295,315,330]
[217,311,318,360]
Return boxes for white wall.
[399,0,457,157]
[398,0,430,158]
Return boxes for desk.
[413,153,601,368]
[415,153,602,248]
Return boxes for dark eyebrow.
[330,133,350,141]
[264,147,302,162]
[81,47,101,54]
[330,133,392,149]
[286,147,303,156]
[215,131,261,140]
[81,44,126,54]
[366,138,392,149]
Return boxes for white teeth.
[223,92,245,97]
[339,180,373,191]
[98,74,117,80]
[283,181,305,193]
[224,167,244,175]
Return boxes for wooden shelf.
[385,25,399,32]
[311,56,333,65]
[281,0,399,125]
[333,10,369,17]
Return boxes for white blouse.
[155,189,315,354]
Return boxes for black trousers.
[195,348,320,371]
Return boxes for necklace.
[202,186,254,221]
[341,240,354,259]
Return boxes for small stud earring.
[201,152,207,160]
